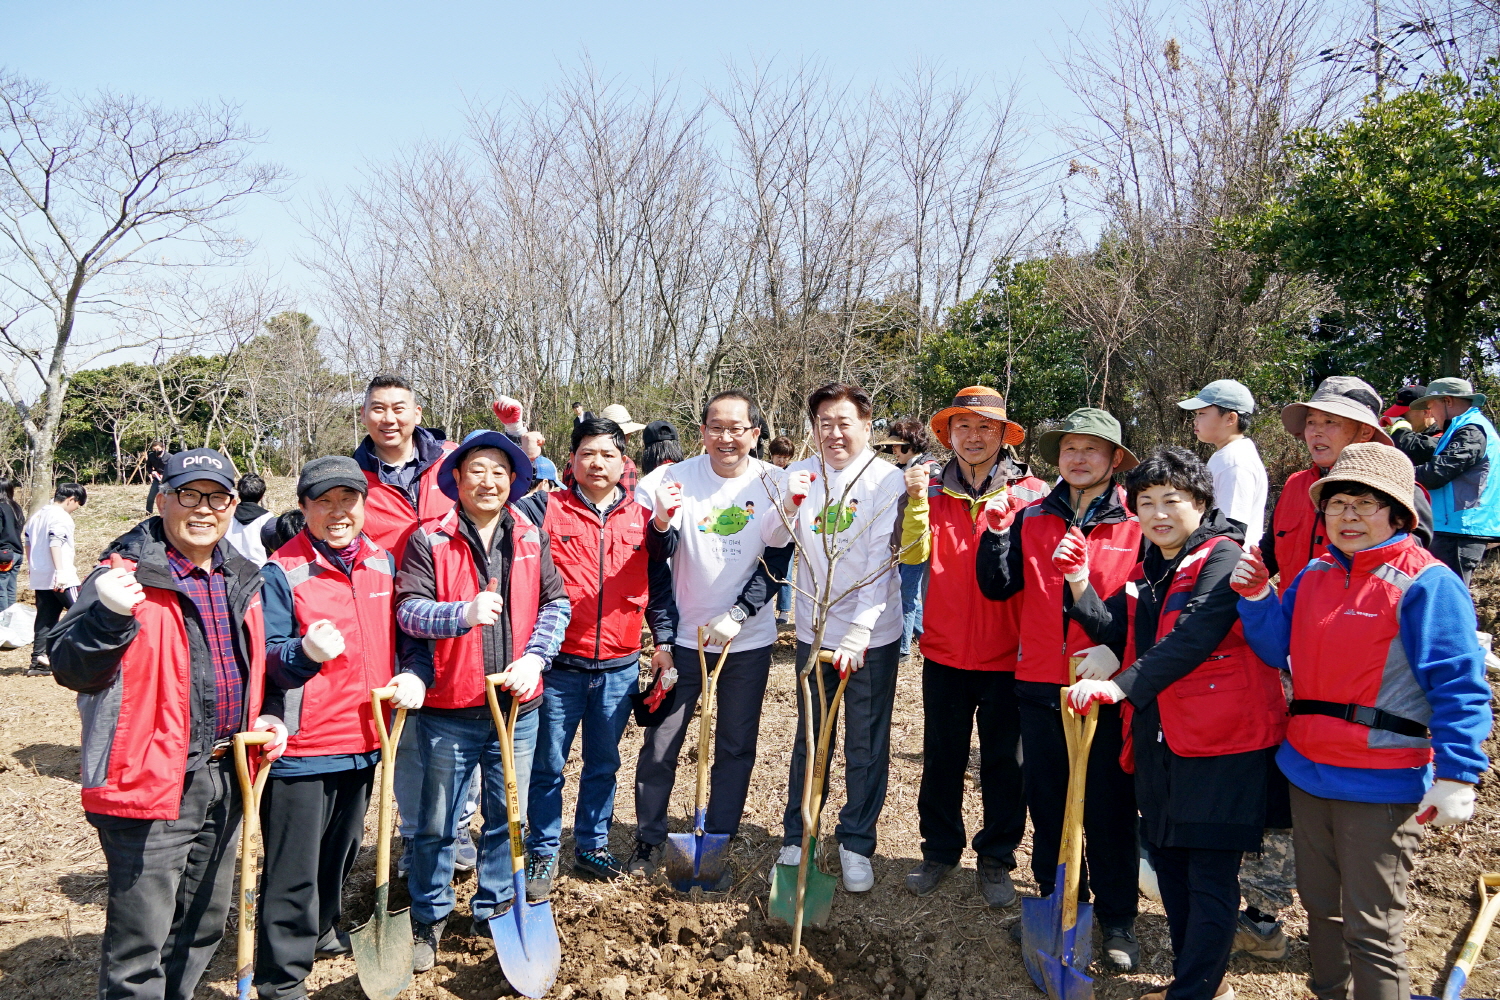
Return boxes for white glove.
[1073,645,1121,682]
[301,619,345,663]
[494,653,544,701]
[1417,779,1477,827]
[251,714,289,761]
[464,578,504,627]
[96,554,145,615]
[653,481,683,528]
[651,647,678,690]
[389,672,427,710]
[1065,678,1125,713]
[786,469,816,510]
[831,624,871,673]
[703,611,742,647]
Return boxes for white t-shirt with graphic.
[636,454,787,652]
[1207,436,1268,548]
[762,450,904,650]
[24,503,78,590]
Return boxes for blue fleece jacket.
[1239,533,1492,803]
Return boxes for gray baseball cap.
[1178,379,1256,414]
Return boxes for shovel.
[349,686,411,1000]
[1020,681,1099,1000]
[664,627,735,891]
[1414,872,1500,1000]
[231,730,275,1000]
[485,674,560,998]
[768,650,843,954]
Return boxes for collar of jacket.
[455,506,515,565]
[568,483,626,520]
[1038,477,1130,527]
[939,454,1026,502]
[1323,530,1416,575]
[101,517,263,610]
[353,425,447,476]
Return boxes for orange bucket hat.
[929,386,1026,449]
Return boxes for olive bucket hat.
[1408,377,1488,410]
[1036,407,1139,472]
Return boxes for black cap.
[643,420,679,447]
[1394,384,1428,406]
[164,448,239,492]
[297,455,369,502]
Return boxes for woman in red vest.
[1062,447,1287,1000]
[1233,443,1491,1000]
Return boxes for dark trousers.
[1017,681,1139,926]
[88,757,242,1000]
[916,660,1027,868]
[781,639,900,857]
[255,767,374,1000]
[634,643,772,844]
[33,587,74,663]
[146,477,162,515]
[1149,843,1242,1000]
[1430,531,1490,586]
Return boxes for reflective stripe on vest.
[1431,407,1500,537]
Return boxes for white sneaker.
[1139,855,1161,901]
[839,845,874,893]
[770,844,801,880]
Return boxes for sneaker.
[839,845,874,893]
[1232,911,1289,960]
[396,836,413,879]
[412,917,446,973]
[904,859,953,897]
[24,663,50,677]
[315,925,351,958]
[526,853,557,901]
[625,838,661,876]
[1101,922,1140,972]
[770,844,801,880]
[976,857,1017,908]
[1142,984,1234,1000]
[574,847,625,881]
[453,826,477,873]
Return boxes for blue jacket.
[1239,533,1491,803]
[1429,406,1500,537]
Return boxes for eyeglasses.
[1321,497,1388,518]
[169,488,236,511]
[704,425,756,440]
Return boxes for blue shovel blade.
[665,808,731,890]
[489,870,560,999]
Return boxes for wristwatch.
[727,604,748,624]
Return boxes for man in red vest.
[51,447,287,1000]
[257,455,424,999]
[976,406,1144,971]
[897,387,1047,907]
[395,430,571,971]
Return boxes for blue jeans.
[899,561,928,656]
[410,710,538,926]
[525,664,637,857]
[0,565,18,611]
[776,581,792,617]
[397,720,479,840]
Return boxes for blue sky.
[8,0,1099,300]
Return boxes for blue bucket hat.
[437,430,533,507]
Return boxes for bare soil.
[0,481,1497,999]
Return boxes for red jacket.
[267,533,397,756]
[359,439,458,562]
[1121,535,1286,762]
[1286,534,1443,770]
[541,489,651,662]
[1270,467,1323,596]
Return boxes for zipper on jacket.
[594,512,607,663]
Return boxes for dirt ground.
[0,481,1498,999]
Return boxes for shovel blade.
[768,840,838,928]
[664,828,732,891]
[489,872,560,1000]
[348,885,413,1000]
[1020,893,1059,992]
[1021,868,1095,999]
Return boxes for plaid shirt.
[165,544,244,742]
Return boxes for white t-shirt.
[636,454,787,652]
[24,503,78,590]
[1208,437,1268,548]
[762,450,904,649]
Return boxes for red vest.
[1016,492,1141,685]
[1286,534,1441,770]
[1120,535,1287,764]
[268,532,397,756]
[81,568,268,821]
[360,440,458,562]
[1271,467,1323,596]
[422,507,543,710]
[921,475,1048,671]
[542,490,651,662]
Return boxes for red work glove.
[490,384,524,431]
[1052,526,1089,582]
[1065,679,1124,714]
[1229,545,1271,601]
[982,493,1027,534]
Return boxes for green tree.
[1228,74,1500,376]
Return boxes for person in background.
[50,447,286,1000]
[522,431,560,489]
[642,420,685,476]
[572,401,593,429]
[0,478,24,612]
[879,418,934,662]
[766,435,797,625]
[1404,378,1500,585]
[1385,385,1440,465]
[224,473,276,567]
[901,388,1048,909]
[1178,379,1268,547]
[24,482,86,677]
[144,441,167,514]
[1234,443,1491,1000]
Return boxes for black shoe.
[24,663,50,677]
[315,925,351,958]
[1101,922,1140,972]
[526,852,557,901]
[905,859,953,897]
[574,847,625,882]
[412,917,446,973]
[625,838,661,876]
[977,857,1017,908]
